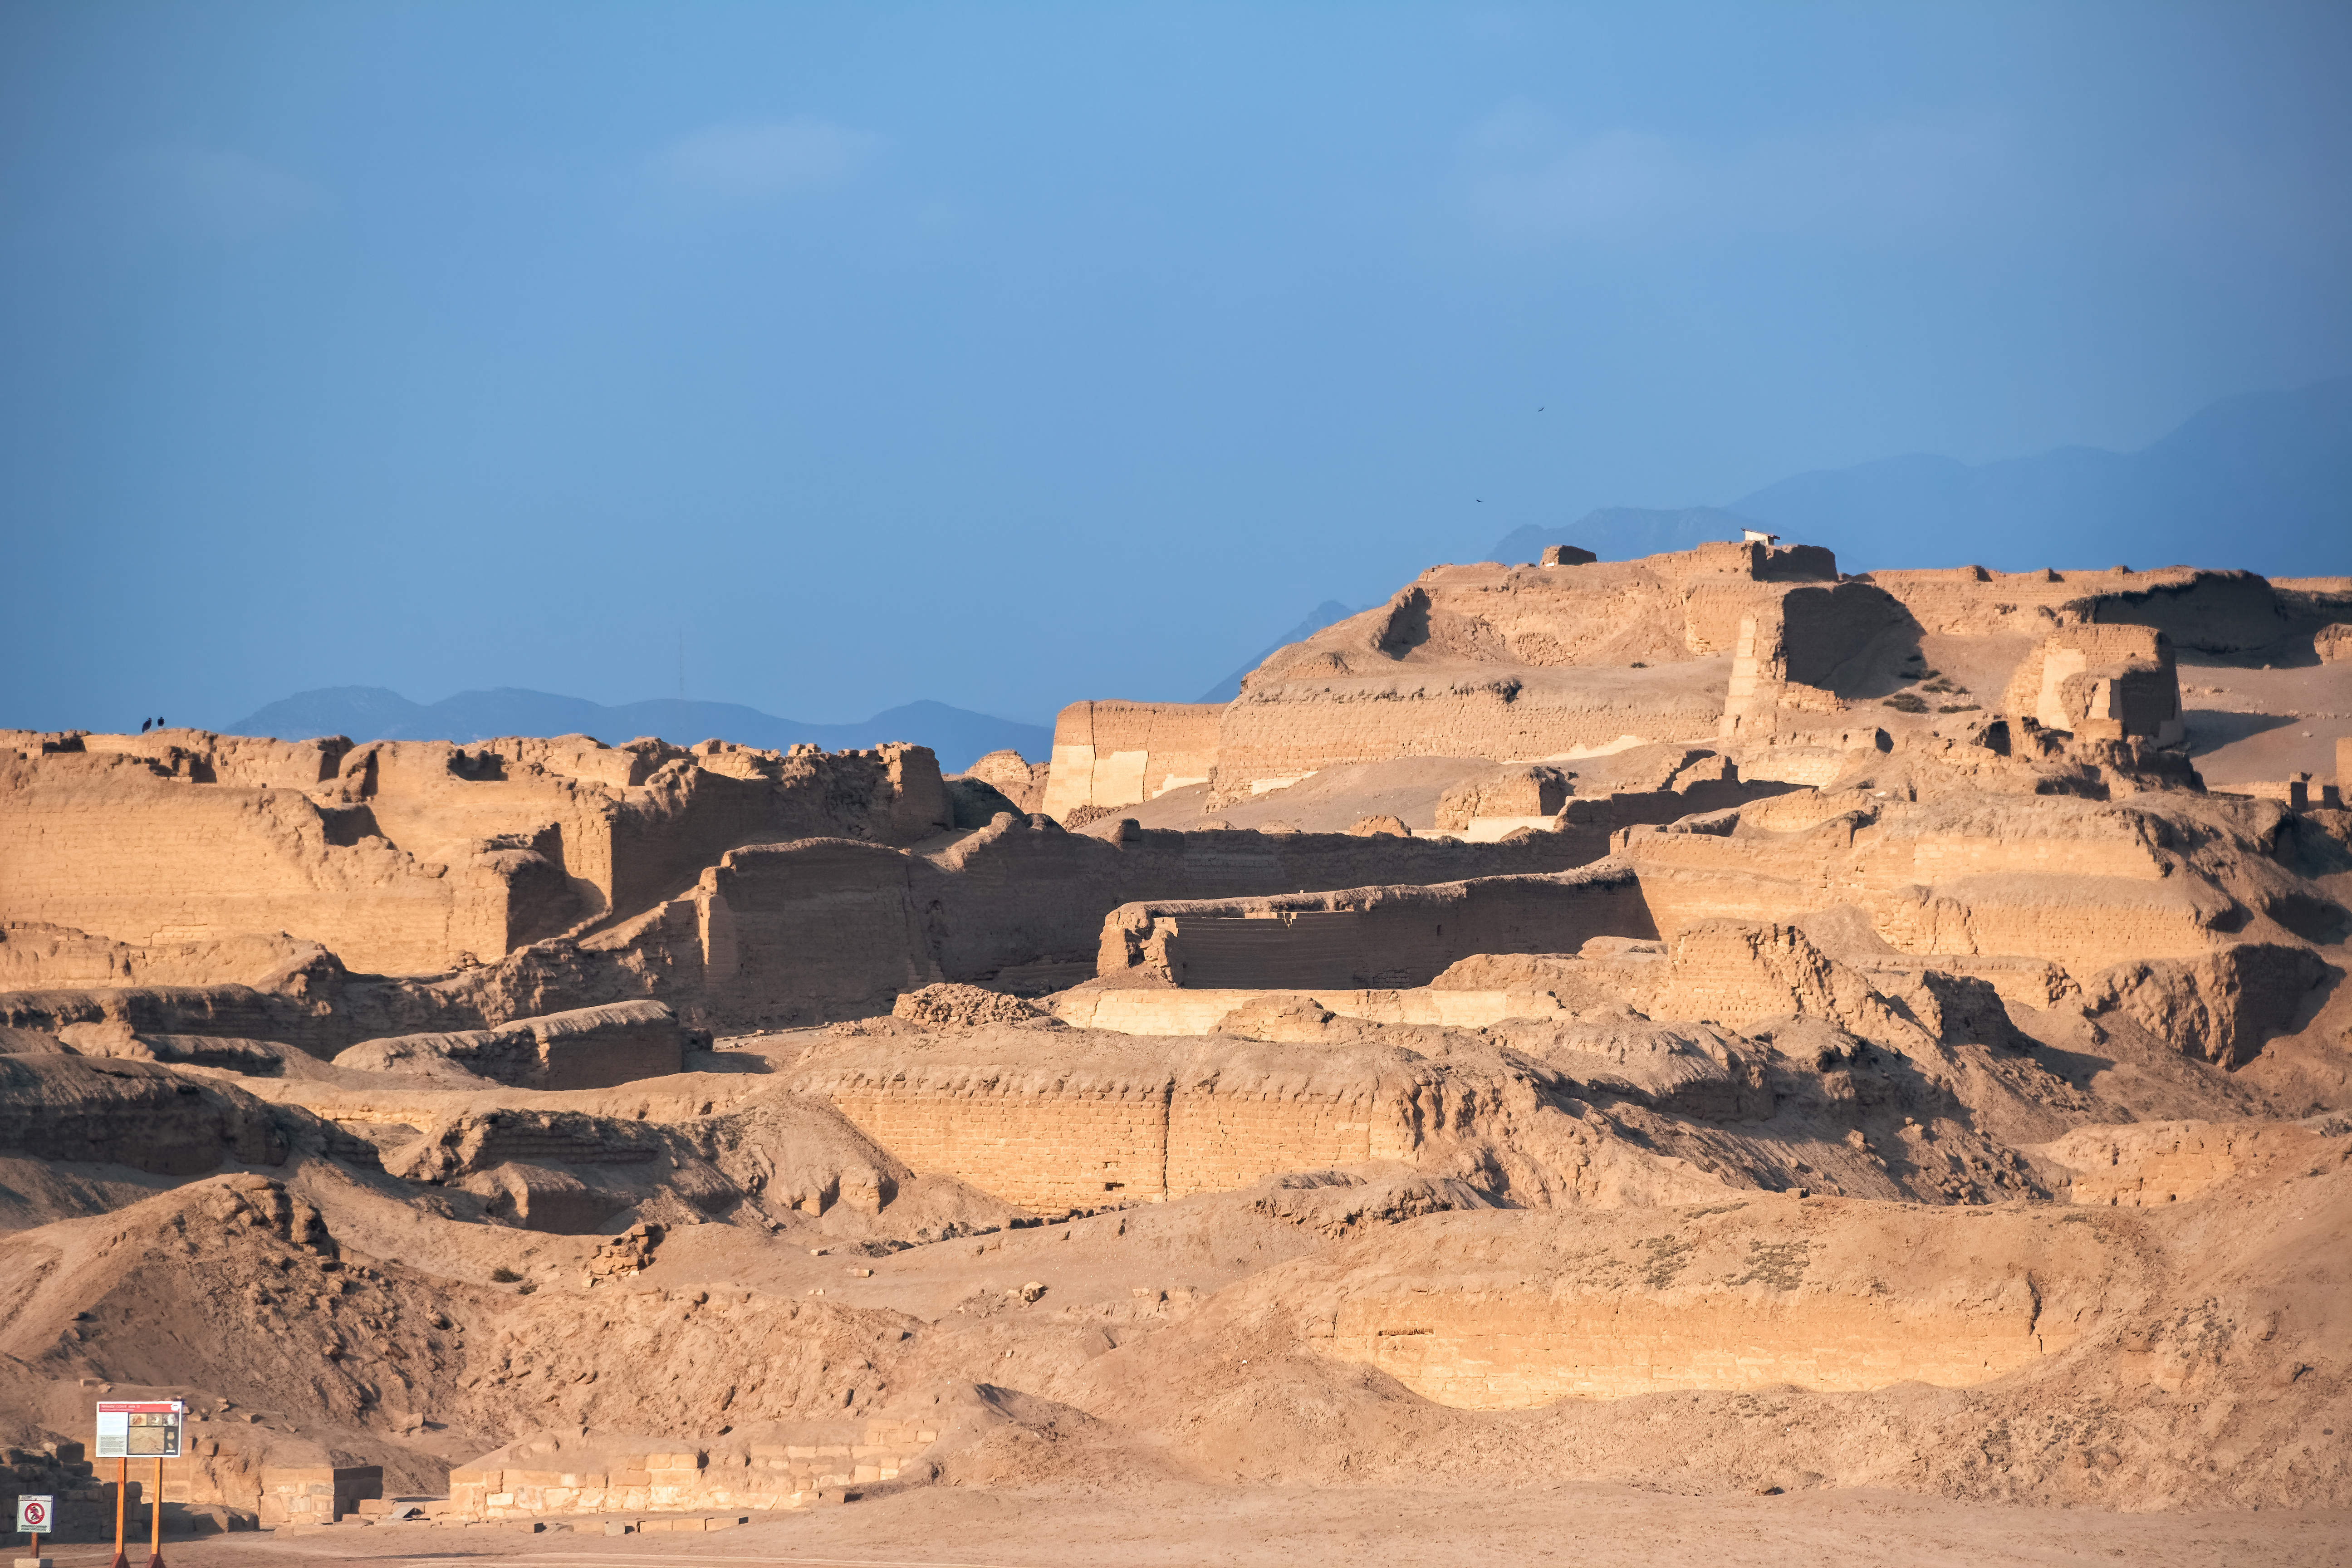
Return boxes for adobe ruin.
[0,544,2348,1548]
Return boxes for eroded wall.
[1095,862,1658,991]
[0,732,951,976]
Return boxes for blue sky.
[3,1,2348,732]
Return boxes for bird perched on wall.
[140,718,151,733]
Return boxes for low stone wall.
[252,1464,382,1526]
[447,1421,937,1520]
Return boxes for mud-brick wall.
[0,752,527,975]
[828,1078,1173,1210]
[1165,1086,1391,1198]
[698,840,943,1025]
[1105,865,1661,990]
[1311,1285,2068,1408]
[357,743,618,913]
[1040,701,1224,820]
[1209,680,1725,802]
[920,817,1613,986]
[1871,873,2234,969]
[817,1064,1443,1213]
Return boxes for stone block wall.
[447,1421,937,1520]
[253,1464,381,1525]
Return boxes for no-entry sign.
[95,1400,183,1459]
[15,1494,52,1532]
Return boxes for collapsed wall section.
[1094,862,1658,991]
[1998,625,2184,743]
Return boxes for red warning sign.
[15,1494,52,1532]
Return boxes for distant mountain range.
[225,687,1053,774]
[1197,600,1365,702]
[1487,375,2351,578]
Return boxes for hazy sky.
[4,1,2348,732]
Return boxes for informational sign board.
[94,1400,183,1460]
[14,1494,52,1533]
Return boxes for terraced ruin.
[1,542,2347,1558]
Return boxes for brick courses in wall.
[446,1420,937,1521]
[799,1044,1447,1213]
[1313,1284,2073,1406]
[1296,1204,2112,1408]
[1039,701,1224,820]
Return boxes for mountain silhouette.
[1198,601,1364,702]
[1484,375,2349,576]
[1734,375,2351,575]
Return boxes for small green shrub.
[1882,693,1929,713]
[489,1266,522,1284]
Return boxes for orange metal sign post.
[148,1454,165,1566]
[110,1455,128,1568]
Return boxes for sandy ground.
[2178,657,2350,784]
[78,1482,2352,1567]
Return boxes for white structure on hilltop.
[1741,527,1780,545]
